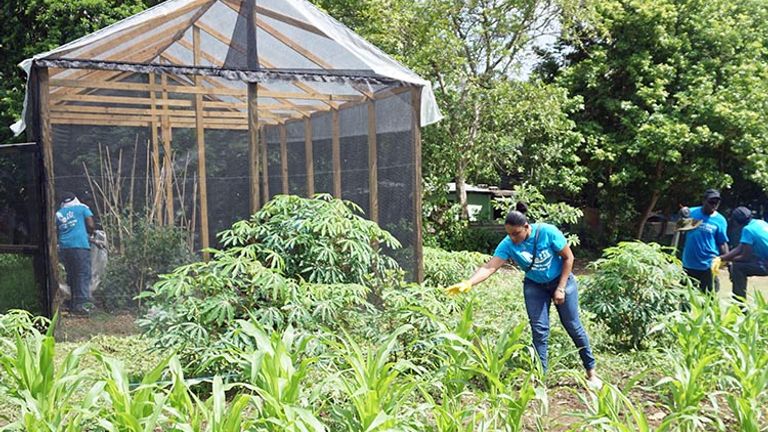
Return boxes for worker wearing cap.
[56,192,95,315]
[680,189,729,293]
[719,206,768,302]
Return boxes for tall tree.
[550,0,768,240]
[0,0,151,144]
[313,0,595,218]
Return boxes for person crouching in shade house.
[718,206,768,303]
[56,192,95,315]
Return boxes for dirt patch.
[545,383,587,431]
[56,311,139,342]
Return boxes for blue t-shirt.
[493,223,567,283]
[682,207,729,270]
[56,204,93,249]
[740,219,768,261]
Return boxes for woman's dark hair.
[505,202,529,226]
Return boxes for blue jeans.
[523,274,596,372]
[60,248,92,308]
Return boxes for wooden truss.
[38,0,424,288]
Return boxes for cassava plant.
[581,241,692,348]
[218,194,401,287]
[137,242,372,374]
[423,246,491,288]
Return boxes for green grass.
[0,253,41,314]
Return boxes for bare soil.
[56,311,138,342]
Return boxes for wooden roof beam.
[219,0,328,39]
[194,20,354,108]
[52,0,215,67]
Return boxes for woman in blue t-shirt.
[446,203,599,387]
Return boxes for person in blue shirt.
[445,203,599,388]
[680,189,729,293]
[719,206,768,302]
[55,192,95,315]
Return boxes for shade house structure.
[15,0,442,313]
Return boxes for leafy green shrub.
[138,195,402,373]
[581,241,692,348]
[219,194,401,286]
[137,244,372,374]
[0,310,49,340]
[423,246,490,287]
[99,219,195,311]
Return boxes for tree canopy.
[0,0,163,144]
[547,0,768,239]
[2,0,768,243]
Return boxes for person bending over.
[446,203,600,388]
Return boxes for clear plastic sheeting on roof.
[14,0,441,135]
[15,0,436,316]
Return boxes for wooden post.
[248,83,260,214]
[261,126,270,203]
[161,73,174,225]
[304,117,314,197]
[38,67,60,316]
[331,109,341,198]
[193,26,210,260]
[149,73,162,225]
[411,87,423,282]
[279,124,289,194]
[367,101,378,223]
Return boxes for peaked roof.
[13,0,441,134]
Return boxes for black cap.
[60,192,76,204]
[732,206,752,225]
[703,189,721,201]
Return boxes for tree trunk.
[456,100,482,220]
[456,164,468,220]
[636,190,661,240]
[636,161,665,239]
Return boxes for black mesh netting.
[42,66,421,319]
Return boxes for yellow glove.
[444,280,472,296]
[711,257,723,276]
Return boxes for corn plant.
[416,389,481,432]
[164,359,255,432]
[493,374,547,432]
[436,315,532,397]
[0,317,103,430]
[719,305,768,431]
[328,325,418,432]
[575,379,651,432]
[655,353,719,432]
[225,320,324,431]
[94,353,171,431]
[430,300,479,397]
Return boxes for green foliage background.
[2,0,768,244]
